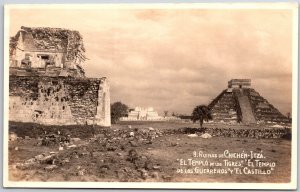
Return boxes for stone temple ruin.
[10,26,86,77]
[9,26,111,126]
[121,107,163,121]
[208,79,290,125]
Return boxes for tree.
[191,105,212,128]
[111,101,129,124]
[164,110,168,117]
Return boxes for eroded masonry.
[9,26,111,126]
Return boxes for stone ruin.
[122,107,163,121]
[9,26,111,126]
[9,26,86,77]
[208,79,290,125]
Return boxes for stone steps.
[237,95,256,124]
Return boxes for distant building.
[121,107,163,121]
[9,26,87,77]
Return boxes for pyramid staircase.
[234,89,256,124]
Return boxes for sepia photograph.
[3,3,298,189]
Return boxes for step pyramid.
[208,79,290,125]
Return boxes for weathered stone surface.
[10,26,86,78]
[9,76,110,126]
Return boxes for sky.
[8,6,294,115]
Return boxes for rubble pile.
[89,127,163,151]
[176,127,291,139]
[14,127,166,181]
[39,133,71,146]
[16,151,59,170]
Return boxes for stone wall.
[9,76,111,126]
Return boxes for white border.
[3,3,298,189]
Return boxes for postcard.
[3,3,298,189]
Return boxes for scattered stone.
[71,138,81,142]
[16,163,31,170]
[128,125,132,129]
[44,165,58,171]
[170,142,178,147]
[148,127,154,131]
[34,154,45,160]
[14,147,19,151]
[200,133,212,139]
[128,149,138,162]
[123,167,131,173]
[61,158,70,165]
[187,133,198,137]
[67,144,77,148]
[139,169,149,179]
[271,124,284,128]
[9,132,18,141]
[80,152,90,157]
[99,164,110,173]
[106,145,117,151]
[152,165,161,170]
[78,169,86,176]
[151,171,159,179]
[25,158,36,164]
[59,146,64,151]
[129,132,135,137]
[40,154,56,164]
[25,136,30,140]
[162,175,172,181]
[130,141,138,147]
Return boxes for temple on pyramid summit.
[208,79,290,125]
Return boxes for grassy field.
[8,121,291,183]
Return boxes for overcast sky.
[8,7,294,115]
